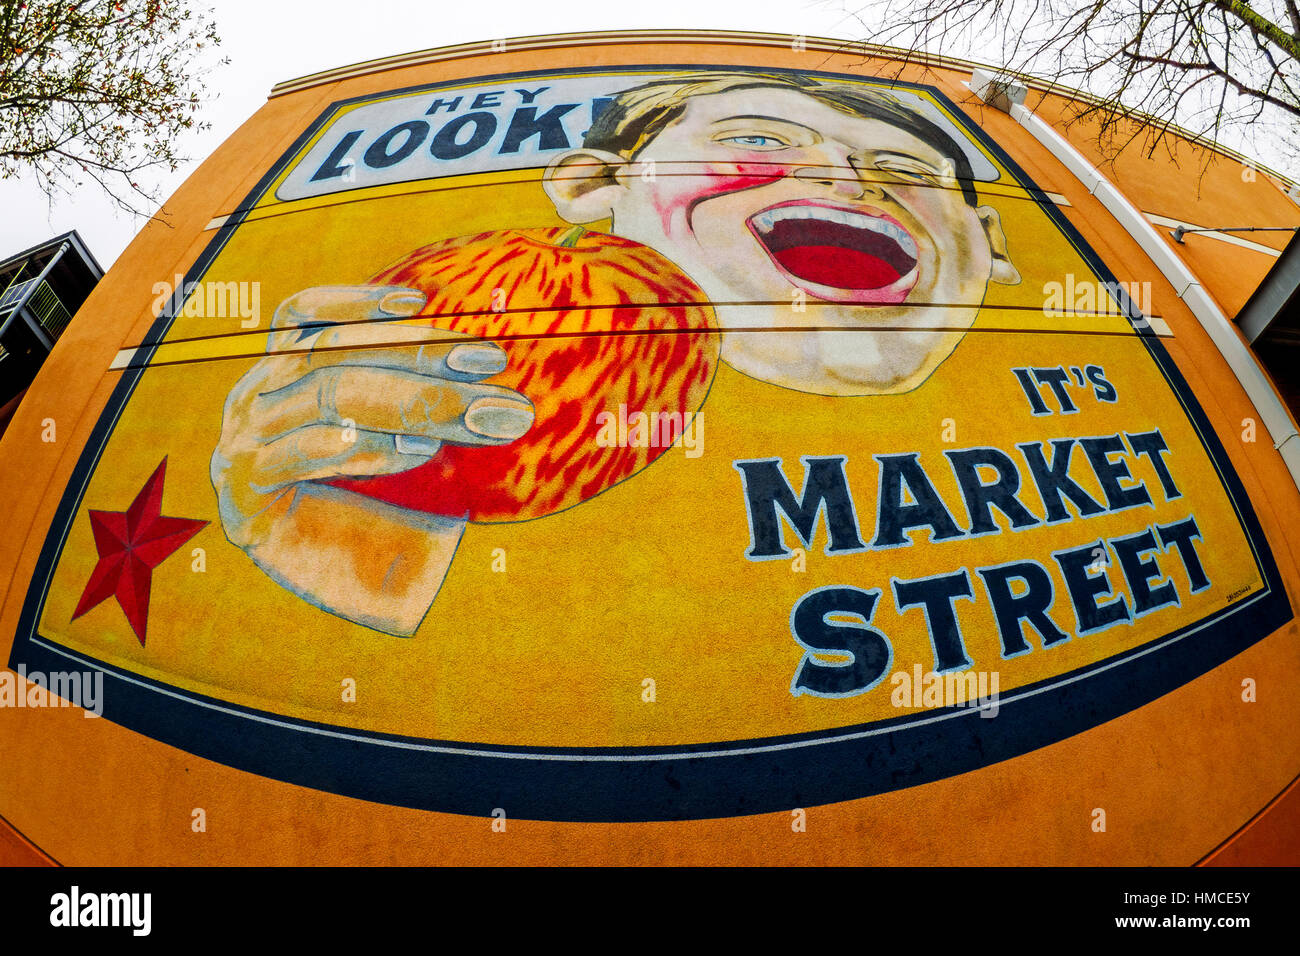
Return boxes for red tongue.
[772,244,902,290]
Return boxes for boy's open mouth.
[747,201,920,304]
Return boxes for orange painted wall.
[1,32,1296,865]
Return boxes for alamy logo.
[151,273,261,327]
[595,404,703,457]
[890,665,1000,718]
[0,665,102,717]
[1042,275,1152,321]
[50,886,151,936]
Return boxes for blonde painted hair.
[584,71,979,207]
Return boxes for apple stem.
[556,225,587,248]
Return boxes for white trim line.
[1147,316,1173,338]
[1009,102,1300,491]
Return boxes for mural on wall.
[10,68,1290,820]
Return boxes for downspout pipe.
[1002,98,1300,492]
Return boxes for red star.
[72,457,208,645]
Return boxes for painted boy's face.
[545,86,1019,395]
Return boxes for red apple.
[330,226,719,522]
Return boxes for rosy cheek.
[651,160,793,234]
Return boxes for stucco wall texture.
[1,31,1297,865]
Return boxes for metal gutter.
[1007,101,1300,488]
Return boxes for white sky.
[1,0,867,269]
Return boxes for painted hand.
[210,285,534,635]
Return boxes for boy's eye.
[875,161,942,183]
[717,134,789,149]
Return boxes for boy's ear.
[542,148,630,224]
[977,205,1021,286]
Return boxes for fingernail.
[464,398,534,439]
[378,291,426,316]
[395,435,441,456]
[447,343,507,375]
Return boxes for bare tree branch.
[827,0,1300,178]
[0,0,227,218]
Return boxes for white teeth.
[751,205,918,258]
